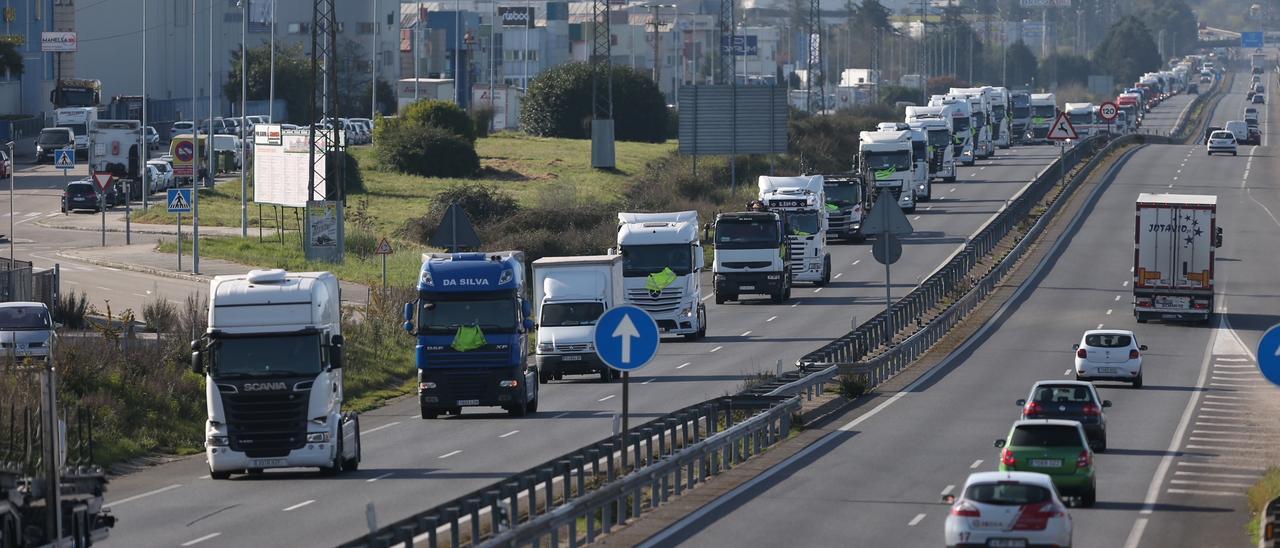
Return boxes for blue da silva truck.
[402,251,540,418]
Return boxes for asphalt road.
[646,69,1274,548]
[81,91,1204,548]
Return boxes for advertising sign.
[254,127,327,207]
[498,6,535,28]
[40,32,77,52]
[719,35,759,56]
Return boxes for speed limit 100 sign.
[1098,102,1118,121]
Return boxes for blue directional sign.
[593,305,660,372]
[53,148,74,171]
[1242,31,1265,49]
[166,188,193,213]
[1258,324,1280,386]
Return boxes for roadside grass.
[131,135,676,237]
[1247,466,1280,543]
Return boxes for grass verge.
[1248,467,1280,543]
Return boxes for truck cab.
[899,123,932,201]
[758,176,832,286]
[404,251,539,418]
[949,88,994,158]
[1029,93,1057,142]
[988,87,1012,149]
[614,212,707,340]
[1064,103,1097,139]
[710,210,791,304]
[1009,90,1032,145]
[858,130,916,212]
[823,175,867,241]
[532,255,624,383]
[930,95,975,165]
[905,105,958,183]
[194,269,361,479]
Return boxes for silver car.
[0,302,55,362]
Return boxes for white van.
[0,302,55,362]
[1224,120,1249,144]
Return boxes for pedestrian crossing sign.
[167,188,192,213]
[54,148,74,170]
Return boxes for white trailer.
[532,255,625,382]
[1133,194,1221,324]
[906,105,957,182]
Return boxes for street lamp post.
[7,141,14,266]
[269,0,276,122]
[239,0,248,238]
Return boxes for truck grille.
[626,287,685,315]
[786,236,811,272]
[429,348,511,366]
[555,343,589,352]
[722,261,772,269]
[828,212,851,233]
[441,370,489,401]
[930,148,945,170]
[224,387,311,458]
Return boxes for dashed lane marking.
[283,500,315,512]
[499,430,520,438]
[908,513,926,526]
[438,450,462,459]
[181,533,222,546]
[598,395,615,402]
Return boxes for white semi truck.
[1009,90,1032,145]
[758,176,832,285]
[858,130,916,212]
[1029,93,1057,142]
[709,210,791,303]
[905,105,958,182]
[532,255,625,382]
[1133,194,1222,324]
[989,87,1012,149]
[930,95,975,164]
[193,269,361,479]
[1064,103,1097,138]
[614,211,707,339]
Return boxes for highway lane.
[647,72,1259,548]
[93,94,1204,548]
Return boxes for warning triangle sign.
[169,191,191,211]
[92,171,115,192]
[1046,112,1078,140]
[374,238,394,255]
[429,203,483,252]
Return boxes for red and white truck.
[1133,193,1222,323]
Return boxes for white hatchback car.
[944,471,1073,548]
[1206,130,1237,156]
[1074,329,1145,387]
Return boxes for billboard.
[1019,0,1071,6]
[40,32,77,52]
[1242,32,1265,48]
[498,7,535,28]
[253,125,327,207]
[678,85,788,155]
[720,35,759,56]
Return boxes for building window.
[288,23,309,34]
[357,22,376,35]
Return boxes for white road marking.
[740,331,752,337]
[642,379,654,385]
[499,430,520,438]
[766,316,778,322]
[438,450,462,459]
[553,412,570,418]
[96,286,111,291]
[941,485,955,496]
[677,362,691,369]
[598,395,616,402]
[366,472,394,483]
[362,421,401,434]
[1170,479,1254,488]
[1115,295,1122,301]
[181,533,222,546]
[1175,471,1258,480]
[1106,309,1113,315]
[1166,488,1245,497]
[950,188,956,192]
[1064,369,1072,376]
[1213,364,1254,368]
[970,459,983,469]
[1096,323,1104,329]
[913,216,921,220]
[283,500,315,512]
[1203,394,1246,400]
[709,346,723,353]
[813,287,823,293]
[105,483,183,507]
[199,475,210,480]
[851,260,861,266]
[791,303,799,308]
[1176,461,1264,471]
[833,273,843,279]
[702,294,713,302]
[1122,281,1129,287]
[1216,357,1250,362]
[908,513,926,526]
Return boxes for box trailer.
[1133,194,1222,323]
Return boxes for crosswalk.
[1163,328,1279,499]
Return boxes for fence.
[0,259,59,310]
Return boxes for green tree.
[399,99,476,142]
[0,42,23,78]
[1041,53,1096,88]
[1005,40,1039,88]
[1093,16,1162,86]
[1132,0,1198,57]
[375,122,479,178]
[223,43,311,124]
[520,63,668,143]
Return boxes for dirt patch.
[477,157,557,181]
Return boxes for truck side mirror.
[1215,226,1223,247]
[523,318,535,332]
[331,334,344,346]
[702,223,711,242]
[191,351,203,374]
[191,339,201,352]
[403,302,414,322]
[330,345,344,369]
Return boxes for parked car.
[1017,380,1112,451]
[147,159,174,190]
[0,302,55,362]
[1253,94,1266,105]
[943,471,1073,548]
[144,164,165,193]
[198,117,229,135]
[35,128,75,163]
[996,419,1097,507]
[172,121,196,135]
[145,125,160,150]
[61,180,104,213]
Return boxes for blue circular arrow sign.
[1258,324,1280,386]
[593,305,660,371]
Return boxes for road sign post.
[374,237,394,290]
[1257,324,1280,386]
[92,172,114,247]
[862,191,915,342]
[1046,111,1078,193]
[594,305,661,469]
[53,148,75,174]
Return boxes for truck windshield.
[992,105,1006,120]
[1032,105,1055,118]
[952,116,970,132]
[785,212,821,234]
[1068,113,1092,125]
[826,184,861,205]
[541,302,605,327]
[53,89,97,108]
[420,294,517,334]
[973,112,987,127]
[911,140,927,159]
[715,219,780,249]
[58,123,86,137]
[211,334,322,377]
[0,306,51,330]
[862,151,911,171]
[927,130,950,148]
[622,244,692,277]
[1012,106,1030,118]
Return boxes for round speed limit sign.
[1098,102,1118,121]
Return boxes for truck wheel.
[944,176,956,183]
[320,436,344,476]
[507,400,528,417]
[344,414,361,471]
[420,403,439,419]
[210,467,232,480]
[539,367,552,384]
[715,291,726,305]
[921,184,932,202]
[771,288,785,304]
[526,394,538,414]
[599,367,613,382]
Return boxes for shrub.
[375,122,480,178]
[521,63,669,143]
[54,290,90,329]
[472,105,496,138]
[142,296,179,334]
[400,99,476,142]
[331,151,364,194]
[838,372,867,399]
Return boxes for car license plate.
[1155,296,1190,309]
[1098,367,1118,374]
[987,539,1027,548]
[562,355,583,361]
[457,399,480,406]
[740,285,755,290]
[250,458,288,468]
[1030,459,1062,468]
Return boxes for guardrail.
[342,395,797,548]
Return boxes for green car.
[995,419,1097,507]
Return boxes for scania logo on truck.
[243,382,288,392]
[442,278,491,287]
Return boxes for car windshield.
[38,131,71,145]
[0,306,51,329]
[1085,333,1131,347]
[1033,385,1094,403]
[863,151,912,171]
[826,184,861,205]
[621,244,692,278]
[420,296,517,334]
[1010,425,1084,447]
[210,333,322,377]
[716,219,780,248]
[66,184,95,195]
[1032,105,1055,118]
[150,162,170,172]
[965,482,1052,506]
[540,302,604,327]
[784,212,821,234]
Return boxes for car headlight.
[537,342,553,352]
[305,432,330,443]
[206,435,229,447]
[680,307,693,317]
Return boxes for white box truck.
[532,255,625,382]
[614,211,707,339]
[1133,194,1222,324]
[193,269,361,479]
